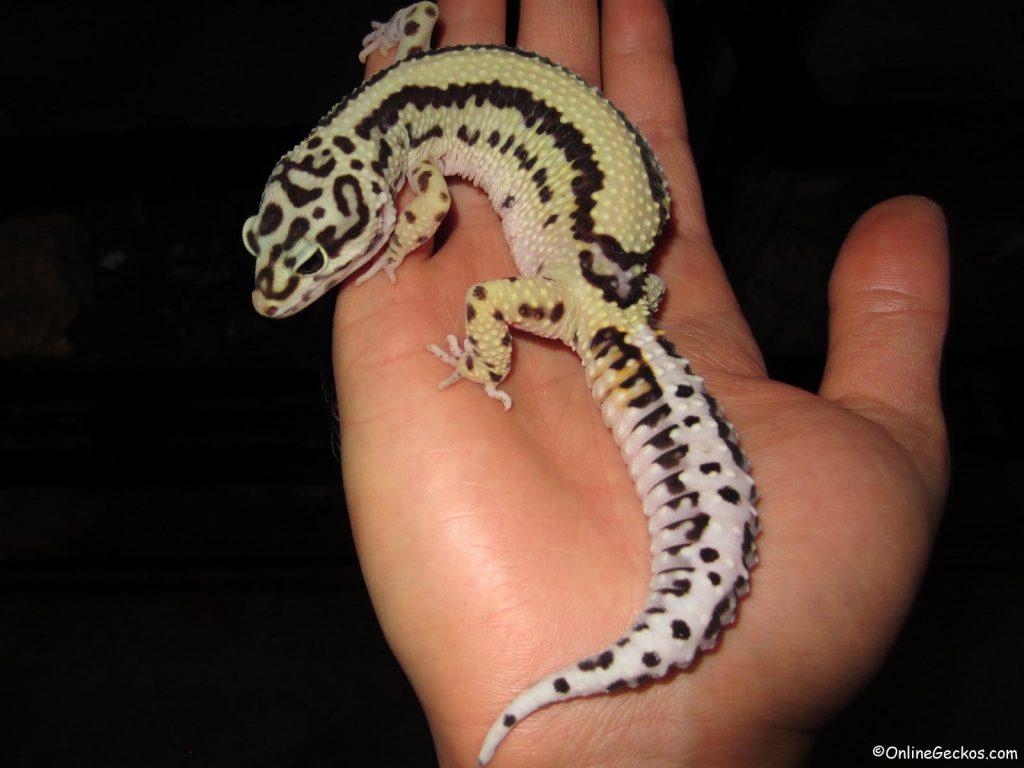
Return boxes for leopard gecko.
[242,3,759,764]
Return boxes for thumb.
[819,195,950,497]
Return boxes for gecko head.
[243,152,395,318]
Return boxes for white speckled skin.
[243,4,759,765]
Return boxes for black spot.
[503,713,516,727]
[553,678,570,694]
[499,135,515,153]
[501,332,512,346]
[424,4,437,15]
[404,210,416,222]
[333,136,355,154]
[417,169,433,190]
[642,652,661,668]
[632,622,649,632]
[645,427,676,450]
[488,371,502,383]
[708,571,721,586]
[473,285,487,300]
[282,218,310,250]
[543,213,558,227]
[550,302,564,322]
[487,130,500,146]
[676,383,695,398]
[665,492,701,511]
[700,547,719,563]
[258,203,283,235]
[539,186,553,203]
[645,607,666,615]
[578,650,614,671]
[350,159,364,170]
[636,674,654,686]
[718,486,741,504]
[307,137,322,149]
[501,195,515,208]
[660,473,686,495]
[467,304,476,321]
[493,309,504,322]
[313,206,325,219]
[684,416,701,427]
[607,679,628,692]
[465,356,474,371]
[634,404,671,431]
[672,620,691,640]
[704,595,735,640]
[654,444,690,469]
[403,20,420,35]
[456,125,480,145]
[409,125,443,148]
[700,462,721,475]
[616,637,630,647]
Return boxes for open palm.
[331,1,950,766]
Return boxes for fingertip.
[829,195,949,318]
[821,195,950,462]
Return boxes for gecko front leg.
[357,160,451,285]
[428,276,571,409]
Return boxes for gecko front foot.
[427,335,512,410]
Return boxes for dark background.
[2,0,1021,765]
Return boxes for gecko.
[242,3,759,764]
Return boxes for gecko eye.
[296,251,325,275]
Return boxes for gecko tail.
[476,574,748,766]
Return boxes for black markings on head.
[333,136,355,154]
[314,175,369,258]
[282,218,310,250]
[578,650,614,671]
[258,203,283,235]
[553,678,570,694]
[672,620,691,640]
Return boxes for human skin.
[333,1,950,765]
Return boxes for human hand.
[333,1,950,766]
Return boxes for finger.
[821,196,950,491]
[517,0,601,86]
[436,0,506,47]
[600,0,705,245]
